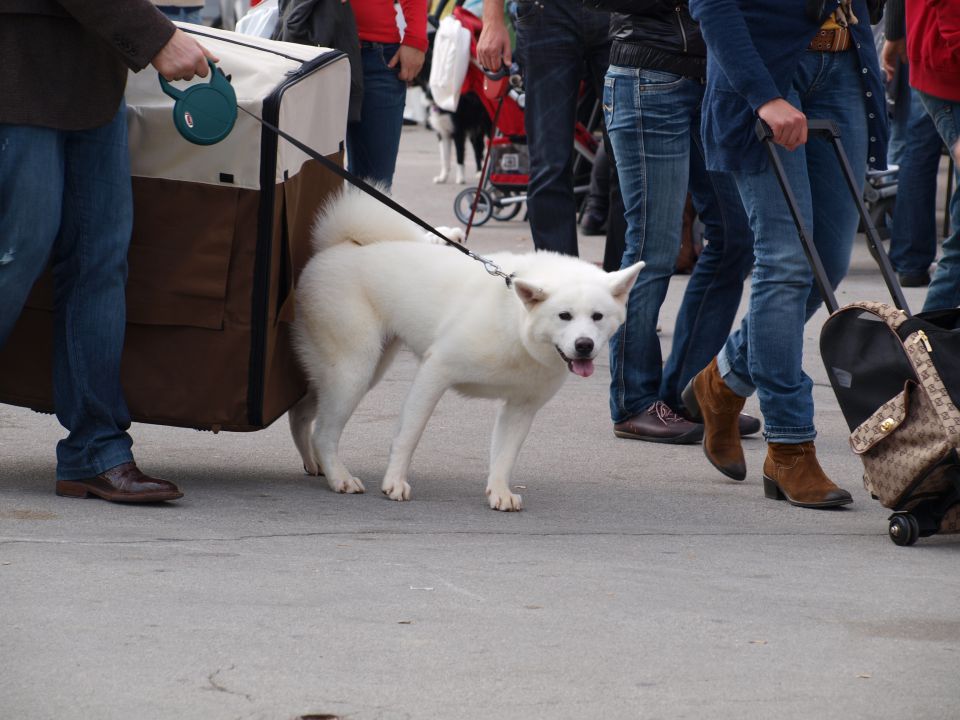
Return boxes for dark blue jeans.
[603,66,753,421]
[346,42,407,189]
[514,0,610,255]
[916,91,960,312]
[0,106,135,479]
[888,86,942,276]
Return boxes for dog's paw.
[486,487,523,512]
[303,460,324,477]
[381,477,412,502]
[436,225,464,243]
[328,475,365,494]
[433,173,448,184]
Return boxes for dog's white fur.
[289,188,644,510]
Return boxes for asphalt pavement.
[1,124,958,720]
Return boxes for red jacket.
[352,0,428,53]
[907,0,960,102]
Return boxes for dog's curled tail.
[310,185,425,253]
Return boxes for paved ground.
[2,125,958,720]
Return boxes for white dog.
[289,188,644,511]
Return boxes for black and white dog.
[426,91,491,185]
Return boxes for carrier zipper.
[914,329,932,352]
[676,7,688,53]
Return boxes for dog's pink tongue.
[570,359,594,378]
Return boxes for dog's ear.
[607,261,645,304]
[513,279,548,309]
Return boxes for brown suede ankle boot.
[681,357,747,480]
[762,442,853,508]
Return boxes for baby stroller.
[438,3,600,228]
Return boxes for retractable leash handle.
[159,59,238,146]
[754,118,911,315]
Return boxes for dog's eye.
[558,312,573,321]
[592,313,604,321]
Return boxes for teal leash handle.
[159,59,237,146]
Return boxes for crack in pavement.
[204,666,253,703]
[0,529,882,546]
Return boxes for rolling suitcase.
[757,119,960,546]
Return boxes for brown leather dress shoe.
[55,462,183,503]
[736,413,762,437]
[681,357,747,480]
[681,409,762,437]
[762,442,853,508]
[614,401,704,444]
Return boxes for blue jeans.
[514,0,610,255]
[604,66,754,422]
[888,86,942,276]
[156,6,203,23]
[0,106,135,479]
[346,42,407,189]
[719,50,868,443]
[916,91,960,312]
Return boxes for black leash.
[237,106,516,288]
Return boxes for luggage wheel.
[888,513,920,546]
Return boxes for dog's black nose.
[574,337,594,356]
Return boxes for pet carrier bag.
[757,119,960,546]
[0,25,350,431]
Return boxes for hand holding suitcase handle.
[755,117,841,142]
[754,118,910,315]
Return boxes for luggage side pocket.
[127,177,239,330]
[851,381,953,507]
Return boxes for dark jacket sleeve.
[57,0,175,70]
[884,0,904,41]
[689,0,781,111]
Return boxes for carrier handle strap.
[238,106,516,288]
[754,119,911,316]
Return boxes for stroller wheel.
[491,191,522,221]
[454,187,493,227]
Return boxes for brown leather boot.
[762,442,853,508]
[681,357,746,480]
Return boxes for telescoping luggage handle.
[754,119,910,316]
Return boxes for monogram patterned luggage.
[758,120,960,546]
